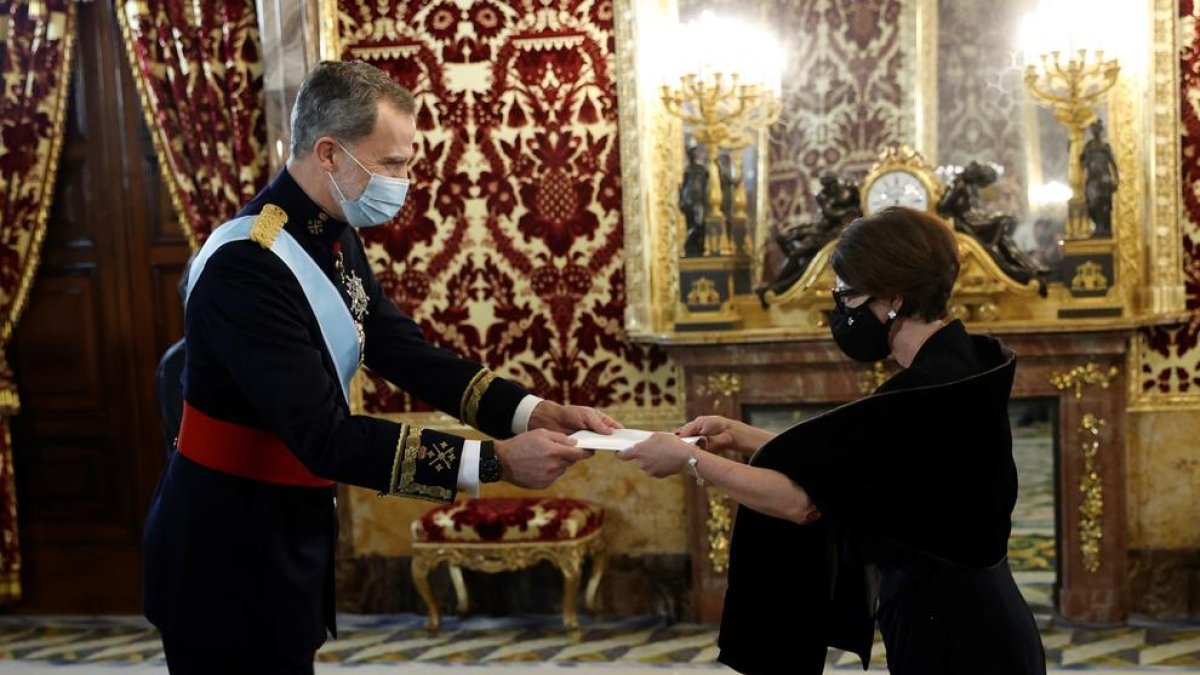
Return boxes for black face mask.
[829,296,895,362]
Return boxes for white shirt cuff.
[512,395,544,435]
[456,440,481,497]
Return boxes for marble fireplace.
[661,328,1132,625]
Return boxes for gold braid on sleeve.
[380,425,454,503]
[383,424,410,495]
[460,368,498,429]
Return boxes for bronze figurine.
[1081,119,1119,238]
[937,161,1049,296]
[680,144,710,257]
[756,171,862,306]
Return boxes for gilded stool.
[411,497,606,631]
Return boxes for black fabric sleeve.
[188,244,463,502]
[355,243,530,439]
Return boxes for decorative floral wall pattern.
[335,0,676,412]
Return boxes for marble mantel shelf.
[630,311,1190,347]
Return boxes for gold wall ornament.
[1050,362,1120,399]
[697,372,742,399]
[686,277,721,305]
[705,486,733,574]
[857,362,891,395]
[1071,261,1110,292]
[1078,413,1106,573]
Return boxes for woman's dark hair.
[830,206,960,321]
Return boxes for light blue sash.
[186,216,359,403]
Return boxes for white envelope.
[570,428,702,451]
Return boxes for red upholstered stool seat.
[412,497,604,544]
[410,497,607,632]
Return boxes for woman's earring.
[887,309,898,320]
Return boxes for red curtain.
[115,0,267,247]
[0,0,78,603]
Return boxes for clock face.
[865,170,930,214]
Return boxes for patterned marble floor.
[0,614,1197,671]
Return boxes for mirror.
[617,0,1183,338]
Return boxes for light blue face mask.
[328,143,410,228]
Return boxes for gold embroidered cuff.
[460,368,498,429]
[380,425,455,503]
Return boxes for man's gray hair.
[290,61,417,158]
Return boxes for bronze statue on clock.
[755,171,861,306]
[937,161,1049,296]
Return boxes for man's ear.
[313,136,339,171]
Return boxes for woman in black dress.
[620,206,1045,674]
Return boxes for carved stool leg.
[411,552,441,633]
[449,564,469,616]
[584,539,607,614]
[559,549,584,630]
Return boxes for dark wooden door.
[8,2,189,612]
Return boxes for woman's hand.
[676,413,748,449]
[618,433,695,478]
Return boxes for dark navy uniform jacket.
[143,169,530,657]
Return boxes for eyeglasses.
[831,286,862,309]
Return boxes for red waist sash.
[178,402,334,488]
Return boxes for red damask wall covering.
[335,0,676,413]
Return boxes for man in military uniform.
[143,61,619,674]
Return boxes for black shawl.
[717,324,1017,673]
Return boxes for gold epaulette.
[460,368,499,429]
[249,204,288,249]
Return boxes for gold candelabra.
[1024,50,1120,240]
[662,72,781,255]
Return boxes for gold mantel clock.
[860,146,942,216]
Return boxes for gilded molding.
[911,0,938,157]
[615,0,680,335]
[614,0,650,332]
[1049,362,1119,399]
[316,0,340,60]
[1109,77,1144,310]
[1149,0,1186,313]
[705,487,733,574]
[1078,413,1105,573]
